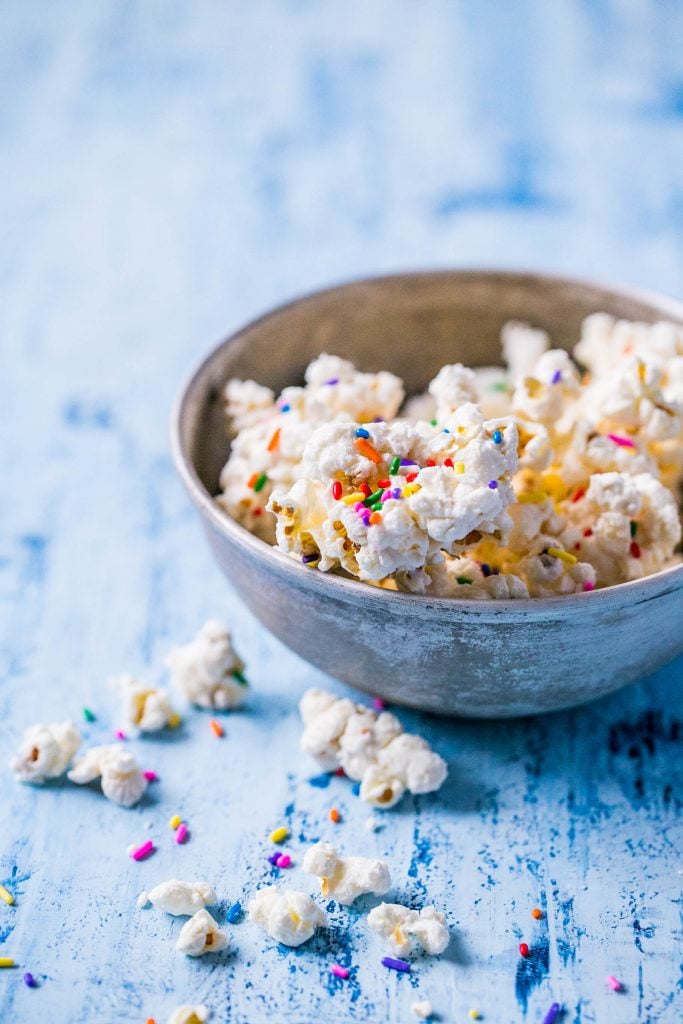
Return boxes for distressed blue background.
[1,2,682,1022]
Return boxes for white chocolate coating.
[175,909,228,956]
[248,886,326,946]
[11,721,81,783]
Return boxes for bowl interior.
[181,270,683,500]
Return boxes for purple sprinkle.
[324,377,339,386]
[382,956,411,973]
[267,853,280,866]
[391,487,402,499]
[551,370,562,385]
[542,1004,561,1024]
[488,480,498,489]
[373,416,384,423]
[354,501,364,511]
[23,973,36,988]
[302,553,318,563]
[400,459,417,466]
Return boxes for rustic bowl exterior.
[171,271,683,717]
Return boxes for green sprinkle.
[630,521,638,537]
[253,472,268,492]
[389,456,401,476]
[491,382,509,393]
[456,577,473,585]
[430,418,437,426]
[82,707,96,723]
[231,669,248,687]
[364,489,384,507]
[371,502,383,512]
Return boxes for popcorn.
[299,688,447,808]
[367,902,449,956]
[167,1006,210,1024]
[428,364,478,420]
[112,674,177,732]
[175,909,228,956]
[166,620,247,710]
[224,378,276,434]
[303,842,391,904]
[248,886,327,946]
[139,880,217,916]
[10,721,81,783]
[67,745,147,807]
[501,320,549,382]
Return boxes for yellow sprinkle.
[403,483,421,497]
[167,712,182,729]
[169,814,182,830]
[0,884,14,906]
[517,491,548,504]
[342,492,365,504]
[468,1011,481,1021]
[454,462,465,474]
[638,360,646,382]
[289,910,301,926]
[0,958,15,968]
[547,546,578,565]
[269,826,289,844]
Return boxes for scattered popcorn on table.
[411,1000,434,1020]
[248,885,327,946]
[167,1004,210,1024]
[10,721,81,783]
[217,318,683,596]
[139,880,217,916]
[175,909,228,956]
[67,745,147,807]
[302,842,391,905]
[299,689,447,808]
[367,902,449,956]
[166,620,248,710]
[112,674,178,732]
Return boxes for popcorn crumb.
[302,842,391,905]
[166,620,248,710]
[411,1000,433,1020]
[139,880,217,916]
[10,721,81,783]
[248,885,326,946]
[368,902,449,956]
[364,816,382,832]
[67,744,147,806]
[167,1005,210,1024]
[175,909,228,956]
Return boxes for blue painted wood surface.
[1,3,682,1022]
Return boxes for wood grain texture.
[1,2,682,1022]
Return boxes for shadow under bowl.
[171,270,683,717]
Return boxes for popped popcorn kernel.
[248,885,326,946]
[166,620,247,710]
[11,721,81,783]
[302,841,391,905]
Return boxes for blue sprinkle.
[355,427,370,439]
[492,429,503,444]
[267,853,280,866]
[488,480,498,489]
[551,370,562,385]
[442,427,450,433]
[309,772,332,789]
[481,563,492,577]
[226,901,242,924]
[352,782,361,796]
[280,404,291,412]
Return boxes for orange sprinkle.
[329,808,341,823]
[267,427,281,452]
[531,907,543,920]
[355,437,382,464]
[146,1019,156,1024]
[209,719,224,738]
[247,472,259,489]
[369,511,382,525]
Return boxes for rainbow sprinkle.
[226,901,242,924]
[275,854,291,868]
[269,826,289,844]
[0,884,14,906]
[607,975,623,991]
[389,456,401,475]
[542,1004,561,1024]
[175,823,189,845]
[607,433,636,449]
[0,958,15,968]
[82,707,96,723]
[253,472,268,492]
[23,972,36,987]
[169,814,182,830]
[547,547,578,566]
[143,770,157,782]
[130,840,154,862]
[355,427,370,439]
[114,730,126,741]
[382,956,410,973]
[492,429,503,444]
[209,719,224,738]
[330,964,350,979]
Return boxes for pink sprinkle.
[372,697,385,711]
[130,840,154,861]
[275,854,291,868]
[330,964,350,979]
[607,975,623,991]
[583,581,595,592]
[143,770,157,781]
[114,730,127,741]
[175,823,189,845]
[607,433,636,449]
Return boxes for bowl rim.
[170,267,683,616]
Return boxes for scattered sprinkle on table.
[275,854,291,868]
[23,972,36,987]
[168,712,182,728]
[607,975,623,991]
[145,1018,156,1024]
[269,826,288,844]
[329,807,341,823]
[0,958,15,968]
[226,901,242,924]
[209,719,224,738]
[330,964,349,979]
[372,697,385,711]
[169,814,182,830]
[114,729,126,741]
[468,1011,481,1021]
[82,707,96,722]
[267,853,280,866]
[175,823,189,845]
[129,840,154,861]
[518,942,529,957]
[542,1003,561,1024]
[0,883,14,906]
[531,907,543,919]
[142,770,157,782]
[381,956,410,973]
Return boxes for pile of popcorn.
[217,315,683,597]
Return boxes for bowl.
[170,270,683,717]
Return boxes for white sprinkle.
[411,1000,433,1019]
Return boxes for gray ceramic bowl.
[171,271,683,717]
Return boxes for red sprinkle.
[630,541,641,558]
[426,459,436,467]
[253,508,262,517]
[331,481,342,500]
[572,487,586,503]
[443,458,454,468]
[519,942,530,958]
[334,767,345,777]
[358,482,371,497]
[583,528,593,537]
[377,479,390,488]
[406,472,418,483]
